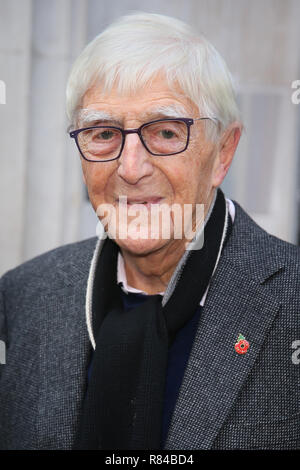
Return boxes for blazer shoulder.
[230,201,300,301]
[232,200,300,262]
[1,236,98,296]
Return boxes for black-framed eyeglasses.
[69,117,215,162]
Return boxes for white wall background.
[0,0,299,275]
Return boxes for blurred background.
[0,0,300,276]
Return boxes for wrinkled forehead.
[77,104,192,127]
[83,69,185,101]
[78,75,199,126]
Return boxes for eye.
[160,129,176,139]
[97,130,115,140]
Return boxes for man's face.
[80,76,222,256]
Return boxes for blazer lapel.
[165,204,284,450]
[34,238,99,450]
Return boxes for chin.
[113,235,171,256]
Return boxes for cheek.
[179,147,216,203]
[81,162,112,203]
[192,140,216,175]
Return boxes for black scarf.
[74,188,232,450]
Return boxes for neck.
[120,189,217,295]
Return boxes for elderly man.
[0,13,299,451]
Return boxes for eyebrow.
[77,110,122,127]
[77,104,189,128]
[141,104,189,120]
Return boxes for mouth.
[117,196,164,208]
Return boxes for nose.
[117,132,154,184]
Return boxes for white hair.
[66,12,241,139]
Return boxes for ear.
[212,122,242,188]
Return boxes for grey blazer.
[0,201,299,450]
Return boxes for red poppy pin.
[234,334,249,355]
